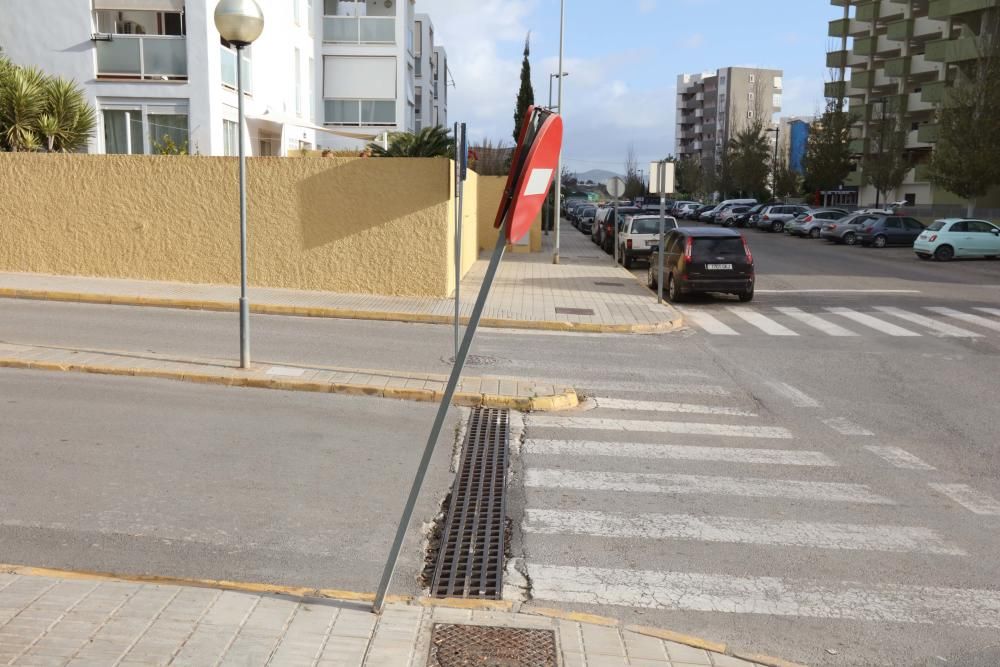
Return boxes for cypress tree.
[513,33,534,142]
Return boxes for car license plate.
[706,263,733,270]
[646,240,659,247]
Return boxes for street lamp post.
[215,0,264,369]
[766,126,780,198]
[553,0,565,264]
[547,71,568,232]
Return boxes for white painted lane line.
[527,415,792,439]
[524,469,893,504]
[727,308,799,336]
[930,483,1000,516]
[774,307,858,337]
[864,446,936,470]
[927,307,1000,333]
[756,289,922,294]
[973,307,1000,318]
[825,308,922,336]
[684,311,739,335]
[524,509,965,555]
[568,380,730,396]
[594,397,756,417]
[526,565,1000,628]
[524,439,837,467]
[874,306,982,338]
[822,417,875,437]
[765,381,820,408]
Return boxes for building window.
[323,55,396,125]
[324,100,395,126]
[103,107,188,154]
[747,110,755,118]
[103,110,143,154]
[148,113,188,152]
[773,76,783,89]
[223,119,239,156]
[323,0,395,44]
[748,73,756,83]
[308,58,315,122]
[294,48,302,116]
[220,40,252,92]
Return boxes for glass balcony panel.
[143,38,186,77]
[360,17,394,43]
[97,38,141,75]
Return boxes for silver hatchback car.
[786,209,849,238]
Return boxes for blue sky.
[417,0,836,175]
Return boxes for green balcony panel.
[887,18,913,41]
[845,171,863,187]
[829,18,851,38]
[921,81,947,103]
[929,0,950,18]
[854,35,876,56]
[926,36,981,63]
[885,56,909,77]
[856,1,880,22]
[917,124,940,142]
[827,50,849,68]
[825,80,848,99]
[933,0,996,18]
[851,69,875,89]
[925,39,947,61]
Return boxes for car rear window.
[692,237,745,258]
[927,221,947,231]
[632,218,670,234]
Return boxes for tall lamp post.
[553,0,565,264]
[215,0,264,369]
[547,71,568,232]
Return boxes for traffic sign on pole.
[606,176,626,199]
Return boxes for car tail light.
[829,224,837,230]
[929,234,937,242]
[803,215,813,222]
[626,239,633,249]
[762,214,770,220]
[742,235,753,263]
[863,226,873,233]
[683,236,693,263]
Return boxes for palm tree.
[40,76,96,152]
[368,126,454,157]
[0,61,96,152]
[0,65,46,151]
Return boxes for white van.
[700,199,758,223]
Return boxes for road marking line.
[864,446,936,470]
[874,306,982,338]
[825,308,922,336]
[524,469,893,504]
[525,565,1000,628]
[563,380,729,396]
[927,307,1000,333]
[684,311,739,335]
[973,307,1000,318]
[594,397,755,417]
[774,307,858,337]
[524,509,965,555]
[930,483,1000,516]
[755,289,922,294]
[528,415,792,439]
[727,308,799,336]
[822,417,875,437]
[765,381,820,408]
[524,439,837,466]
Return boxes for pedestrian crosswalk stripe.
[523,509,965,555]
[825,308,922,336]
[728,307,799,336]
[822,417,875,437]
[930,483,1000,516]
[874,306,982,338]
[973,307,1000,318]
[528,415,792,439]
[525,565,1000,628]
[524,469,893,504]
[864,446,936,470]
[524,439,837,466]
[594,397,756,417]
[564,380,730,396]
[684,311,739,335]
[927,307,1000,333]
[764,381,820,408]
[774,307,858,337]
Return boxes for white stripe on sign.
[523,168,554,196]
[524,469,893,504]
[926,307,1000,333]
[826,308,922,336]
[765,381,820,408]
[727,308,798,336]
[873,306,982,338]
[774,307,858,337]
[684,311,739,335]
[930,483,1000,516]
[595,397,755,417]
[822,417,875,437]
[527,415,792,439]
[525,565,1000,628]
[524,439,837,467]
[524,509,965,555]
[864,446,936,470]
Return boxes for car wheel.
[843,232,857,246]
[873,234,888,248]
[934,244,955,261]
[647,265,657,290]
[772,222,784,233]
[809,228,820,239]
[667,275,684,303]
[738,287,754,302]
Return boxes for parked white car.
[617,215,679,268]
[913,218,1000,261]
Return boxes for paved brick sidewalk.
[0,342,577,412]
[0,571,774,667]
[0,221,679,334]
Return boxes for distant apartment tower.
[778,116,813,175]
[827,0,1000,206]
[676,67,783,170]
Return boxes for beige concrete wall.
[476,175,543,253]
[0,154,468,297]
[444,163,480,296]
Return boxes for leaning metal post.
[373,228,509,614]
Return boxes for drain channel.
[429,407,509,599]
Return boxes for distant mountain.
[573,169,622,184]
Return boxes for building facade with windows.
[675,67,783,172]
[827,0,1000,206]
[0,0,448,156]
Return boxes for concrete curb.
[0,357,579,412]
[0,288,683,335]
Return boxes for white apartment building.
[410,15,447,132]
[0,0,448,156]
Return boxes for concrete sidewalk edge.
[0,357,579,412]
[0,563,805,667]
[0,288,683,335]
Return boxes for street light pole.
[553,0,564,264]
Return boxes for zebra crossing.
[515,378,1000,641]
[680,304,1000,338]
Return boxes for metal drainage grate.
[429,624,558,667]
[554,306,595,316]
[429,408,509,599]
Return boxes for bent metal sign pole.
[373,107,563,614]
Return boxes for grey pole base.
[239,297,250,369]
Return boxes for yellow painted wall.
[476,175,543,253]
[444,162,480,296]
[0,154,471,297]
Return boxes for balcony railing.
[323,16,395,44]
[220,46,252,92]
[96,35,187,80]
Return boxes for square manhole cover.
[554,307,595,316]
[429,624,557,667]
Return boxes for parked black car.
[689,204,715,221]
[857,215,926,247]
[648,227,755,303]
